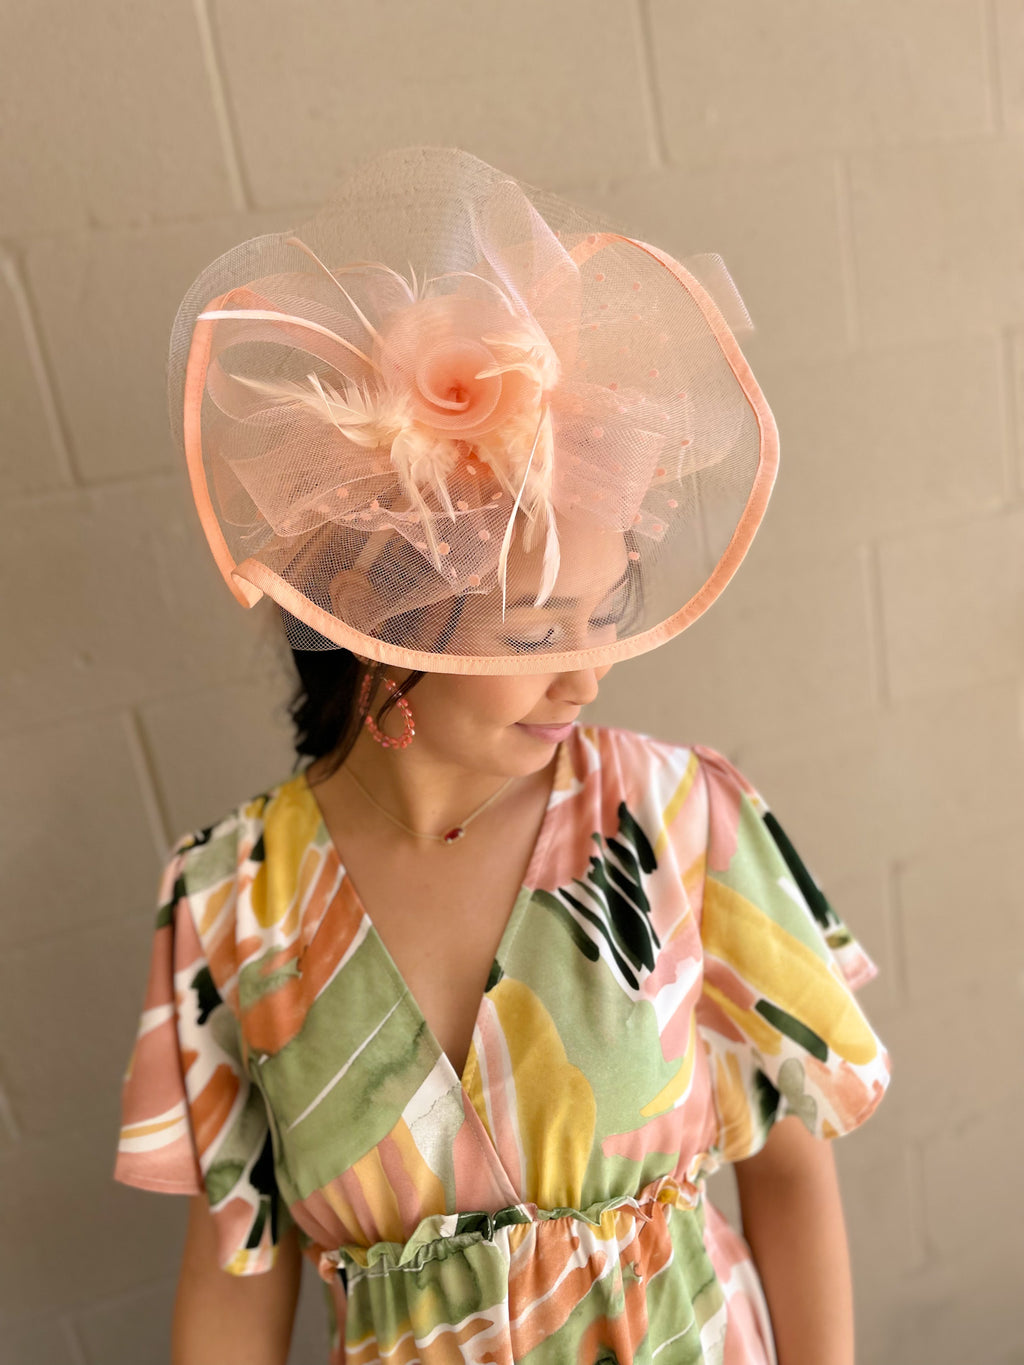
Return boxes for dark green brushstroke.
[762,810,835,933]
[754,999,829,1062]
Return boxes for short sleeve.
[693,745,892,1162]
[113,830,295,1275]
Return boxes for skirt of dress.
[312,1183,777,1364]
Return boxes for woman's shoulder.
[574,725,763,844]
[583,725,761,799]
[576,721,710,779]
[159,768,329,1010]
[165,767,313,900]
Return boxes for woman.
[114,147,891,1364]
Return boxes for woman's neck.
[308,731,552,844]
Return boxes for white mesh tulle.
[168,146,778,674]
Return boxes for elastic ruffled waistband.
[317,1173,704,1282]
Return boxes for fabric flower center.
[378,295,536,440]
[414,337,501,425]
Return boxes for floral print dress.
[114,724,891,1364]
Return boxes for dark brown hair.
[283,596,468,785]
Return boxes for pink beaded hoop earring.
[359,672,416,750]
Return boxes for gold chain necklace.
[341,765,518,845]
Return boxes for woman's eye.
[504,612,620,652]
[505,628,557,652]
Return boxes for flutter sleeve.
[113,829,295,1274]
[693,744,892,1163]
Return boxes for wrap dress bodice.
[114,723,891,1363]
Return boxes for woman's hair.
[284,596,469,785]
[285,649,424,785]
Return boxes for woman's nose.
[551,667,602,706]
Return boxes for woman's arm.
[732,1115,855,1365]
[171,1194,302,1365]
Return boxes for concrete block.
[878,510,1024,701]
[648,0,990,162]
[590,157,849,360]
[0,1120,185,1316]
[994,0,1024,135]
[0,0,233,236]
[140,674,299,838]
[0,712,159,950]
[749,337,1008,556]
[0,1314,79,1365]
[833,1141,925,1300]
[858,1228,1024,1362]
[22,210,295,483]
[1005,330,1024,506]
[0,911,155,1139]
[590,613,750,761]
[74,1279,176,1365]
[0,478,271,734]
[738,680,1024,876]
[594,535,875,753]
[866,984,1024,1141]
[847,136,1024,346]
[920,1096,1024,1261]
[213,0,656,207]
[0,256,70,499]
[897,819,1024,1004]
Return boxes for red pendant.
[442,827,465,844]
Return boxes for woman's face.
[370,520,630,777]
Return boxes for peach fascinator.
[168,146,779,674]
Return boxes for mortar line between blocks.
[0,1081,22,1143]
[1,252,79,487]
[982,0,1006,135]
[632,0,671,169]
[121,709,175,859]
[904,1138,934,1269]
[885,858,910,1008]
[832,155,862,351]
[192,0,251,211]
[59,1315,88,1365]
[859,540,889,707]
[998,327,1022,502]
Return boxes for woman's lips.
[515,721,575,743]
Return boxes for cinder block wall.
[2,3,1022,1362]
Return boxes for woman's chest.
[250,863,717,1249]
[356,858,533,1081]
[247,823,710,1147]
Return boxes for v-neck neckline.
[298,731,574,1093]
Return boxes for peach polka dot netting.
[168,146,779,675]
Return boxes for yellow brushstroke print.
[256,780,326,929]
[486,978,596,1210]
[702,880,879,1065]
[653,751,701,862]
[640,1010,698,1117]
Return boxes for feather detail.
[284,237,418,306]
[533,499,561,608]
[390,428,445,574]
[333,258,418,303]
[497,405,547,620]
[282,235,383,344]
[425,270,520,314]
[478,325,561,391]
[196,308,379,372]
[388,425,467,573]
[230,371,407,450]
